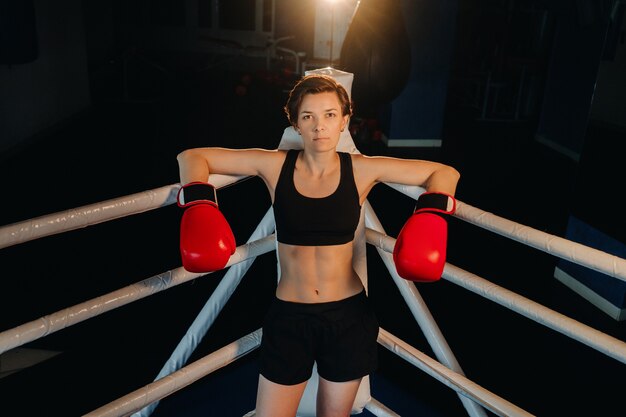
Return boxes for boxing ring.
[2,156,626,417]
[2,71,626,417]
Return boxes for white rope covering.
[0,235,275,355]
[364,201,488,417]
[377,328,535,417]
[0,174,246,250]
[84,329,262,417]
[455,201,626,282]
[0,184,178,250]
[385,183,626,282]
[365,228,626,365]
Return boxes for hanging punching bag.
[339,0,411,118]
[0,1,39,64]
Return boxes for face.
[296,91,349,152]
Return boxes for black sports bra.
[273,150,361,246]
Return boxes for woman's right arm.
[177,147,279,184]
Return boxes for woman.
[176,74,460,417]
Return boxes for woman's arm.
[353,154,460,197]
[176,147,281,185]
[354,155,460,283]
[175,147,283,273]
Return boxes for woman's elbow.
[177,148,195,164]
[448,165,461,183]
[440,165,461,194]
[177,149,208,170]
[438,164,460,183]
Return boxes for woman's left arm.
[354,155,460,283]
[354,154,460,196]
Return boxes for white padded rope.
[456,201,626,282]
[84,329,262,417]
[0,184,178,250]
[0,174,247,250]
[364,201,488,417]
[377,328,535,417]
[366,228,626,365]
[0,235,275,355]
[385,183,626,282]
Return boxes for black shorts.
[259,289,379,385]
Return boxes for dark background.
[1,1,625,416]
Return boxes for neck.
[299,149,339,176]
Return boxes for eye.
[302,114,311,120]
[326,112,337,118]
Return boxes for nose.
[314,121,325,132]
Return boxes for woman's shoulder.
[238,147,288,159]
[349,152,382,166]
[349,153,399,181]
[246,148,289,172]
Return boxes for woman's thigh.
[255,374,308,417]
[316,376,363,417]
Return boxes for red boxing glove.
[177,182,236,273]
[393,192,456,282]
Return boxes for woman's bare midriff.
[276,241,364,303]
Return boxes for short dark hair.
[284,74,353,127]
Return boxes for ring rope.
[84,329,263,417]
[385,183,626,282]
[0,173,246,250]
[455,201,626,282]
[0,234,275,355]
[377,328,535,417]
[366,228,626,365]
[364,201,489,417]
[0,184,180,250]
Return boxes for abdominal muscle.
[276,242,364,303]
